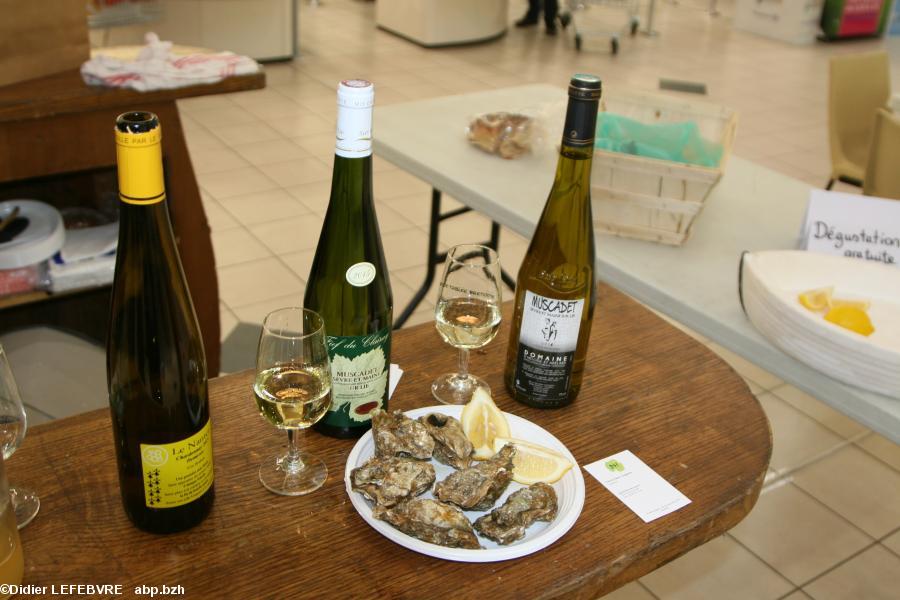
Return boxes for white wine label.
[335,79,373,158]
[322,328,391,428]
[140,420,214,509]
[514,291,585,404]
[346,262,377,287]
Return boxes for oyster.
[474,482,559,545]
[419,412,473,470]
[373,498,481,549]
[350,456,436,508]
[371,408,434,460]
[434,443,515,511]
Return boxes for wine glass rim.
[446,244,500,266]
[261,307,326,339]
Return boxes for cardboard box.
[733,0,825,45]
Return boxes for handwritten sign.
[800,189,900,267]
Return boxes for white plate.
[344,405,585,562]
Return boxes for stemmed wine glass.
[0,344,39,528]
[254,308,332,496]
[432,244,503,404]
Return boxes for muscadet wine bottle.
[305,80,393,439]
[107,112,214,533]
[504,74,602,408]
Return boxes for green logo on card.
[605,459,625,472]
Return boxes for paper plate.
[344,405,585,562]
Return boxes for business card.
[583,450,691,523]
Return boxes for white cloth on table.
[80,32,260,91]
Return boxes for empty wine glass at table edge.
[0,345,39,528]
[432,244,503,405]
[254,308,333,496]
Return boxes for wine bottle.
[107,112,214,533]
[304,80,393,439]
[504,74,601,408]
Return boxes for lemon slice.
[828,297,872,311]
[798,286,833,312]
[824,306,875,337]
[491,437,573,484]
[460,388,510,460]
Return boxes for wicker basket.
[591,91,738,246]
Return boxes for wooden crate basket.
[591,91,738,246]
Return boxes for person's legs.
[516,0,541,27]
[544,0,559,34]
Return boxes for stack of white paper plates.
[740,250,900,399]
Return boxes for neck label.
[336,81,374,158]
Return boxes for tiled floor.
[104,0,900,597]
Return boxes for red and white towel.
[81,33,260,91]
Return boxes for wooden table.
[9,285,770,598]
[0,69,265,374]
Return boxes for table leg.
[393,188,516,330]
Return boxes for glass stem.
[457,347,470,382]
[284,430,305,474]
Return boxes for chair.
[826,51,891,190]
[863,108,900,200]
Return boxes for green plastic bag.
[595,113,723,168]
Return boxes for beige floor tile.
[392,278,435,315]
[188,106,258,128]
[211,228,272,267]
[372,155,398,173]
[769,384,868,440]
[376,169,432,199]
[437,211,494,248]
[602,582,656,600]
[245,99,307,121]
[200,196,240,232]
[219,303,239,344]
[280,249,317,282]
[400,306,436,329]
[374,202,417,234]
[182,125,225,152]
[706,343,783,390]
[756,392,845,473]
[176,95,234,113]
[198,167,279,199]
[382,228,432,271]
[380,193,432,227]
[883,530,900,555]
[263,112,333,138]
[189,147,249,175]
[218,188,310,227]
[291,132,336,160]
[285,179,333,215]
[259,157,331,187]
[856,432,900,472]
[730,482,871,585]
[804,545,900,600]
[641,534,793,600]
[792,446,900,539]
[248,214,324,255]
[782,592,813,600]
[232,139,310,166]
[210,122,283,146]
[231,293,306,326]
[227,88,292,108]
[217,257,305,308]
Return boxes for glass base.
[10,485,39,529]
[259,451,327,496]
[431,373,491,405]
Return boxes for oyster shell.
[371,408,435,460]
[474,482,559,545]
[350,456,436,508]
[373,498,481,549]
[434,443,515,511]
[419,412,473,470]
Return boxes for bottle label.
[335,79,373,159]
[346,262,377,287]
[322,328,391,428]
[140,420,214,509]
[514,291,585,403]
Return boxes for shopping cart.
[559,0,640,54]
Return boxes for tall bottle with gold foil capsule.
[504,74,601,408]
[107,112,214,533]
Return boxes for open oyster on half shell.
[474,482,558,545]
[419,412,473,470]
[350,456,436,508]
[373,498,481,550]
[433,443,516,511]
[371,408,435,460]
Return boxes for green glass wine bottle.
[107,112,214,533]
[304,80,393,439]
[504,74,601,408]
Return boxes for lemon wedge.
[828,297,872,311]
[460,388,510,460]
[798,286,834,312]
[491,437,573,484]
[824,306,875,337]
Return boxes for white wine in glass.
[432,245,503,405]
[0,345,39,529]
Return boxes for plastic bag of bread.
[466,112,535,159]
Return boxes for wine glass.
[432,244,503,405]
[0,344,39,528]
[254,308,332,496]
